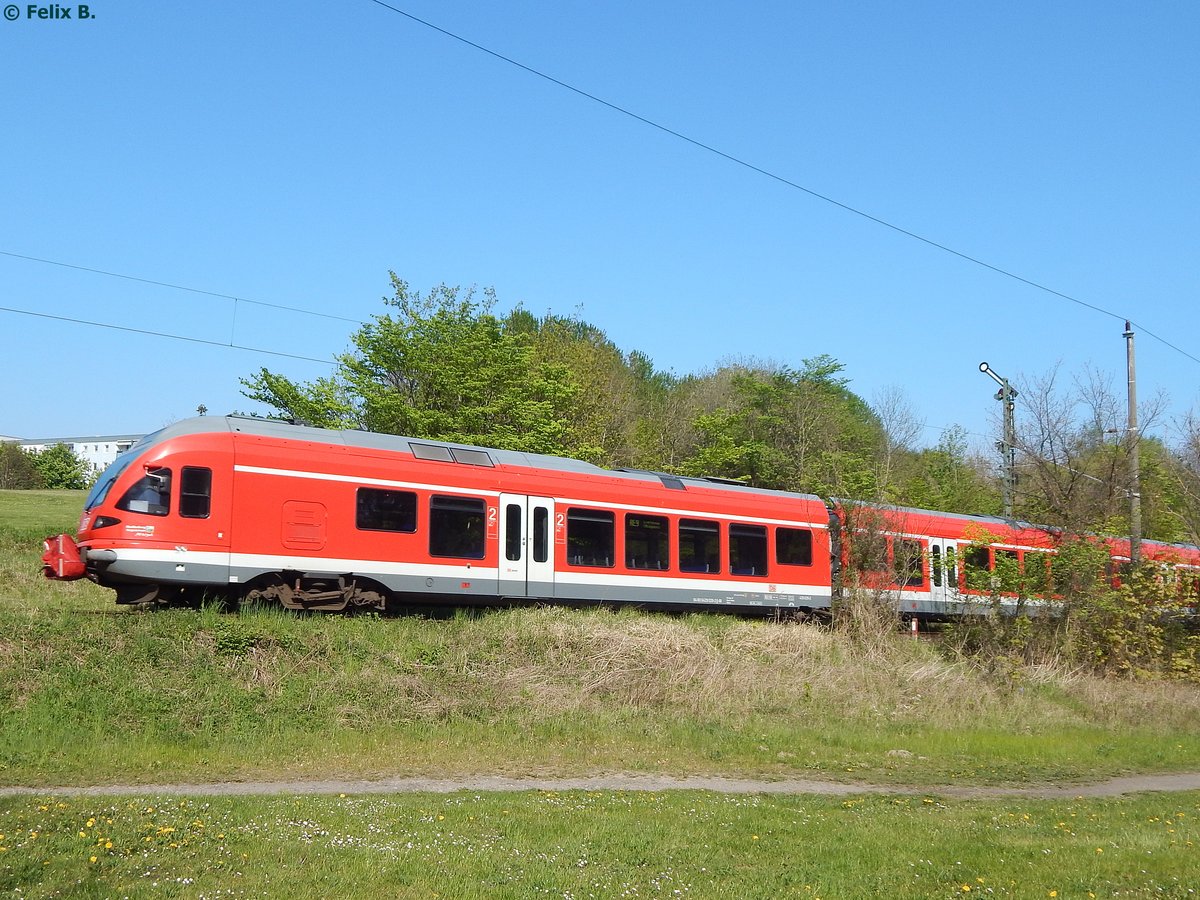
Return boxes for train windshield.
[83,455,134,511]
[82,428,164,512]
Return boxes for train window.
[449,448,494,467]
[679,519,720,573]
[963,546,991,591]
[931,546,942,587]
[850,530,888,574]
[505,503,522,561]
[179,467,212,519]
[533,506,549,563]
[892,538,925,587]
[730,524,767,577]
[776,528,813,567]
[356,488,417,533]
[994,549,1021,592]
[1024,550,1052,596]
[946,547,958,588]
[429,495,486,559]
[410,443,454,463]
[115,467,171,516]
[626,514,669,570]
[566,508,615,567]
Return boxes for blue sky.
[3,1,1197,461]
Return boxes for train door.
[497,493,555,599]
[927,537,959,610]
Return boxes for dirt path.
[4,772,1200,800]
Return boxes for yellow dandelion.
[1096,847,1104,853]
[104,841,112,849]
[752,835,760,841]
[89,855,97,864]
[1049,892,1058,898]
[961,886,971,893]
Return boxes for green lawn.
[0,489,84,534]
[2,789,1197,898]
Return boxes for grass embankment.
[2,489,1199,789]
[4,490,1200,896]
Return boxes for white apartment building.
[13,434,144,475]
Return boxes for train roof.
[136,415,827,506]
[837,497,1047,533]
[841,498,1200,557]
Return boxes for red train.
[41,416,1200,615]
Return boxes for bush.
[28,443,92,490]
[0,443,41,489]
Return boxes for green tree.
[0,442,42,489]
[242,276,580,455]
[891,427,1002,516]
[680,356,885,497]
[507,310,670,465]
[29,443,91,490]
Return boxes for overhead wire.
[0,249,362,325]
[362,0,1200,369]
[0,304,336,366]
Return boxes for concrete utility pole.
[1124,321,1142,566]
[979,362,1018,519]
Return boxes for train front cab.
[68,430,234,605]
